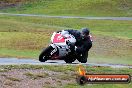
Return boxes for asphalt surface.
[0,13,132,20]
[0,58,131,68]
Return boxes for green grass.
[24,72,49,79]
[63,83,132,88]
[6,76,21,82]
[0,64,76,72]
[0,15,132,39]
[0,64,132,74]
[0,68,8,72]
[89,56,132,65]
[0,15,132,64]
[1,0,132,17]
[0,48,39,58]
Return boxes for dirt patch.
[0,0,19,9]
[90,35,132,57]
[0,69,76,88]
[0,0,34,9]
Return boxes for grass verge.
[0,15,131,39]
[0,0,132,17]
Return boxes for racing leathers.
[75,35,92,63]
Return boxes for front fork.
[50,44,59,59]
[50,44,58,55]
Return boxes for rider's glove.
[68,43,75,52]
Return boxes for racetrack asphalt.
[0,13,132,20]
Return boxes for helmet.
[81,28,90,36]
[81,28,90,39]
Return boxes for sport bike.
[39,31,77,63]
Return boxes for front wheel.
[39,46,53,62]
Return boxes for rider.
[75,28,92,63]
[57,28,92,63]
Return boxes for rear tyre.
[39,46,53,62]
[64,58,76,63]
[64,53,76,63]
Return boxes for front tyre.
[39,46,53,62]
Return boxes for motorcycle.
[39,31,77,63]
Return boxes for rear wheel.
[39,46,53,62]
[64,53,76,63]
[64,58,76,63]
